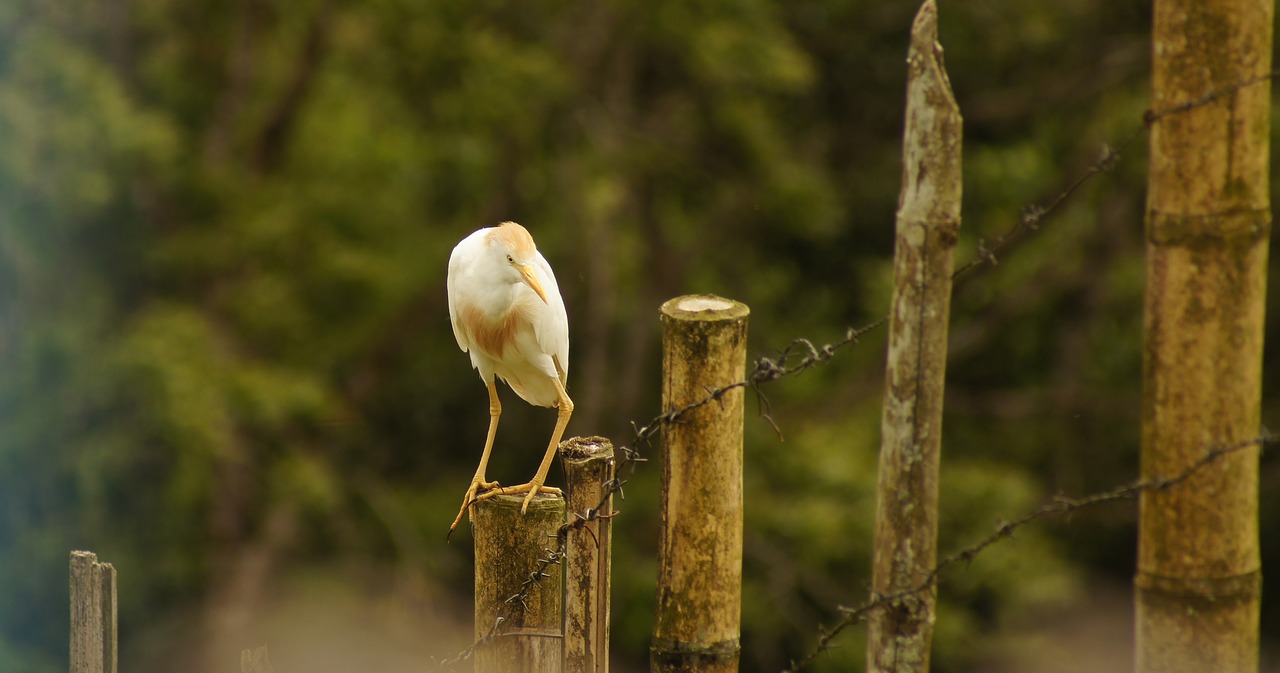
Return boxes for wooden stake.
[561,436,615,673]
[473,492,565,673]
[652,294,749,673]
[70,551,117,673]
[1137,0,1271,670]
[867,2,962,672]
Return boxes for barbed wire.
[427,319,890,671]
[782,432,1277,673]
[952,67,1280,282]
[782,66,1280,671]
[428,69,1279,672]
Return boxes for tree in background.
[1,1,1276,672]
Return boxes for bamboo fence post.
[867,2,962,672]
[561,436,616,673]
[70,551,117,673]
[473,492,565,673]
[651,294,749,673]
[1137,0,1271,670]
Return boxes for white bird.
[446,221,573,537]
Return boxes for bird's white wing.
[532,250,569,383]
[446,237,473,354]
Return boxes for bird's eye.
[506,255,514,264]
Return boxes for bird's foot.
[447,478,502,541]
[472,481,563,515]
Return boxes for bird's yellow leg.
[506,366,573,515]
[448,379,503,538]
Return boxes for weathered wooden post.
[561,436,616,673]
[472,492,565,673]
[867,2,962,672]
[1137,0,1271,670]
[651,295,749,673]
[70,551,117,673]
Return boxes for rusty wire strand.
[783,432,1277,673]
[782,68,1280,672]
[429,70,1280,673]
[952,68,1280,283]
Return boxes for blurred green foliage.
[2,1,1279,672]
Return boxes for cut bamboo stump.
[867,2,962,673]
[561,436,616,673]
[651,294,749,673]
[70,551,117,673]
[473,492,565,673]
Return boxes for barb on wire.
[428,316,891,671]
[784,432,1277,673]
[431,68,1280,673]
[1143,69,1280,125]
[952,67,1280,284]
[428,535,569,671]
[783,68,1280,672]
[951,135,1133,282]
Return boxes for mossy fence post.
[473,492,565,673]
[651,295,749,673]
[70,551,117,673]
[561,436,616,673]
[866,1,962,672]
[1137,0,1271,670]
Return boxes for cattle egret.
[446,221,572,537]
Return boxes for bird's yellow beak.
[517,264,549,304]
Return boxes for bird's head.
[490,221,549,304]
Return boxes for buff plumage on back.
[488,221,538,260]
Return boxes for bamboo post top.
[660,295,750,322]
[560,436,615,463]
[476,491,563,513]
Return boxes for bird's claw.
[467,482,563,514]
[447,478,502,541]
[518,483,563,514]
[521,487,542,514]
[447,479,563,540]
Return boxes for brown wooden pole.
[561,436,616,673]
[867,2,962,672]
[1137,0,1272,670]
[101,560,117,673]
[473,492,565,673]
[651,294,749,673]
[70,551,117,673]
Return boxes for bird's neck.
[470,281,526,319]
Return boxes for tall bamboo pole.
[562,436,615,673]
[1137,0,1272,671]
[473,493,565,673]
[651,295,749,673]
[866,2,962,672]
